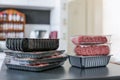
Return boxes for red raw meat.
[29,63,49,67]
[74,45,110,56]
[72,36,108,45]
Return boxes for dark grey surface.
[0,61,120,80]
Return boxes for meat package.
[72,35,111,45]
[68,35,111,68]
[6,62,65,72]
[74,44,110,56]
[5,37,68,71]
[5,53,67,65]
[4,50,68,71]
[4,50,65,58]
[6,38,59,52]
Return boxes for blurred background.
[0,0,120,66]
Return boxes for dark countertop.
[0,61,120,80]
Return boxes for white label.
[8,15,12,21]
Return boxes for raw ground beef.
[72,36,108,45]
[74,45,110,56]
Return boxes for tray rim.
[4,50,65,58]
[5,61,65,71]
[6,55,68,64]
[68,55,112,58]
[4,50,65,55]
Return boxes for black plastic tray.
[4,50,65,58]
[5,62,65,72]
[69,55,111,68]
[6,38,59,52]
[5,55,68,65]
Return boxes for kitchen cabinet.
[0,0,28,6]
[67,0,103,36]
[0,9,25,40]
[0,0,55,9]
[28,0,55,9]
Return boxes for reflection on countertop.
[69,66,109,78]
[5,66,66,80]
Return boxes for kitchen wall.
[103,0,120,56]
[67,0,103,35]
[25,24,50,38]
[87,0,103,35]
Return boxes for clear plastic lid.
[72,43,111,56]
[71,35,111,45]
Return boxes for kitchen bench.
[0,60,120,80]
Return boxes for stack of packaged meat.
[71,35,111,56]
[4,38,67,71]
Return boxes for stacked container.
[69,35,111,68]
[4,38,67,71]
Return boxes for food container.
[5,54,68,65]
[74,44,111,56]
[4,50,65,58]
[68,55,111,68]
[4,49,68,72]
[71,35,111,45]
[5,61,65,72]
[6,38,59,52]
